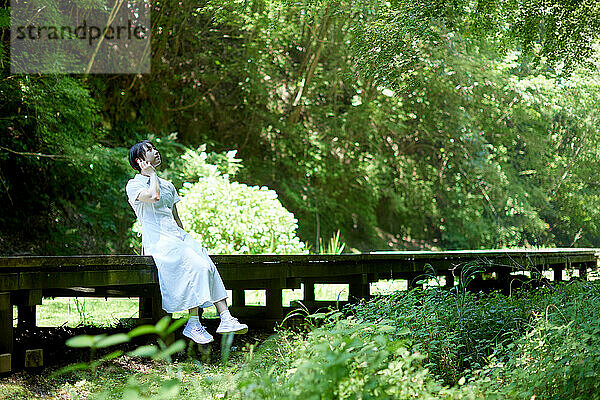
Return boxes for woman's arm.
[172,204,184,229]
[136,160,160,203]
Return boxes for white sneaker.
[183,322,214,344]
[216,317,248,334]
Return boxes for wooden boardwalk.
[0,248,598,372]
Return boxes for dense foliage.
[232,279,600,399]
[3,1,600,254]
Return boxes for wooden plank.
[0,274,19,293]
[0,250,597,271]
[217,266,292,281]
[296,275,367,284]
[224,279,299,290]
[214,248,599,264]
[1,250,596,273]
[0,249,596,301]
[11,289,42,306]
[0,255,155,269]
[1,269,157,291]
[44,285,155,298]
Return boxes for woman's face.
[141,143,161,167]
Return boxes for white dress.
[125,173,229,313]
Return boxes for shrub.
[177,173,307,255]
[234,313,478,399]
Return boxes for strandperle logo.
[10,0,151,74]
[14,20,148,46]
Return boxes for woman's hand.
[135,159,160,202]
[137,159,156,175]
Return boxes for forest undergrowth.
[234,271,600,399]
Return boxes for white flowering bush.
[177,174,308,255]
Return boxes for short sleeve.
[171,182,181,205]
[126,179,146,207]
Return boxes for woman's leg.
[188,300,226,316]
[214,299,228,314]
[188,307,203,319]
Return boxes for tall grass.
[232,272,600,399]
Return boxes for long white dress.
[125,173,229,313]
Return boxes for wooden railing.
[0,248,598,372]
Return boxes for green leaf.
[66,335,96,348]
[166,316,190,334]
[152,340,186,360]
[127,325,157,338]
[127,345,159,358]
[155,316,172,333]
[95,333,130,348]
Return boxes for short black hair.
[128,140,153,172]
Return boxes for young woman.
[125,140,248,344]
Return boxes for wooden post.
[303,279,315,302]
[139,296,153,319]
[13,290,42,329]
[443,272,455,289]
[151,288,167,322]
[496,268,511,295]
[552,265,563,282]
[0,293,13,373]
[232,289,245,307]
[349,274,370,301]
[530,267,542,282]
[24,349,43,368]
[579,262,592,281]
[265,280,283,319]
[140,286,168,323]
[0,354,10,374]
